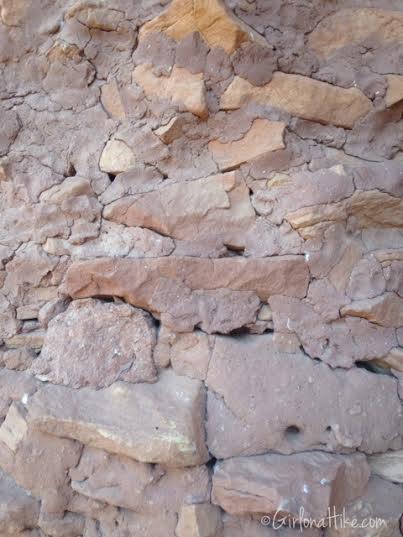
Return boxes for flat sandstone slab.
[206,334,403,458]
[208,119,285,171]
[62,256,309,332]
[212,452,369,521]
[27,369,209,467]
[221,73,372,129]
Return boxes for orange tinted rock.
[221,73,372,128]
[133,64,208,118]
[139,0,268,54]
[208,119,285,171]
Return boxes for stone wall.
[1,0,403,535]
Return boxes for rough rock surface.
[206,334,403,458]
[1,0,403,534]
[27,368,208,467]
[221,74,372,128]
[63,255,309,332]
[31,298,157,388]
[212,452,369,520]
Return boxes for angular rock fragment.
[221,73,372,128]
[206,334,403,458]
[269,295,397,367]
[160,330,213,380]
[212,452,369,521]
[63,255,309,332]
[385,74,403,107]
[0,369,38,419]
[0,469,39,535]
[368,450,403,484]
[99,140,136,175]
[0,403,81,514]
[308,9,403,58]
[70,446,210,512]
[208,119,285,171]
[44,221,174,259]
[252,166,354,224]
[103,171,255,249]
[341,293,403,328]
[374,347,403,372]
[31,299,157,388]
[155,116,187,143]
[133,64,208,118]
[38,511,85,537]
[100,80,126,120]
[326,477,403,537]
[139,0,267,54]
[39,177,92,204]
[287,190,403,231]
[27,368,208,467]
[176,503,222,537]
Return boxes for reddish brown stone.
[212,452,369,521]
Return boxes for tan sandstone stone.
[385,74,403,107]
[176,503,222,537]
[368,450,403,484]
[287,190,403,232]
[27,368,209,467]
[212,452,369,521]
[308,9,403,58]
[341,293,403,328]
[208,119,285,171]
[139,0,267,54]
[39,176,92,204]
[220,73,372,128]
[103,172,255,248]
[5,330,45,350]
[374,347,403,372]
[155,116,187,144]
[101,80,126,120]
[99,139,136,175]
[133,64,208,119]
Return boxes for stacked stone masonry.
[0,0,403,535]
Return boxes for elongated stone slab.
[212,452,369,520]
[221,73,372,128]
[63,256,309,332]
[27,369,209,467]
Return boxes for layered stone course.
[1,0,403,535]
